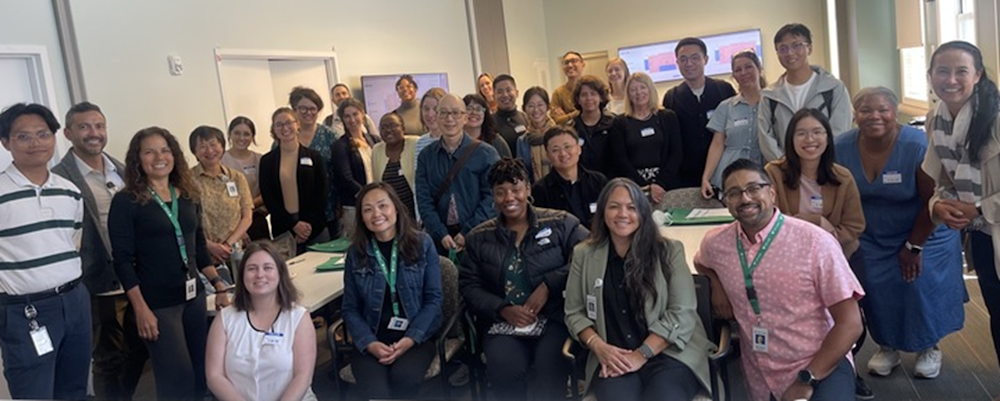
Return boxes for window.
[898,0,977,114]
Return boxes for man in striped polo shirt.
[0,103,91,399]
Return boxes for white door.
[0,46,68,172]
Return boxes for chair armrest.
[436,305,466,352]
[709,323,731,361]
[562,338,577,363]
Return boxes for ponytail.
[969,73,1000,164]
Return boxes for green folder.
[315,256,346,271]
[307,238,352,253]
[665,208,735,225]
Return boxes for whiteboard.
[618,29,763,83]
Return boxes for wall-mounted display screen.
[361,73,449,123]
[618,29,763,83]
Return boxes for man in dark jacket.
[532,126,607,228]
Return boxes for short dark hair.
[227,116,257,145]
[288,86,324,111]
[781,108,841,189]
[233,241,300,312]
[464,94,499,144]
[488,158,529,188]
[562,51,583,61]
[0,103,60,140]
[573,75,610,112]
[493,74,516,88]
[189,125,227,154]
[543,126,579,149]
[65,101,104,128]
[396,74,417,91]
[774,23,812,45]
[675,37,707,56]
[721,158,770,189]
[330,83,350,94]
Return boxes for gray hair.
[852,86,899,111]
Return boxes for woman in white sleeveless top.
[206,241,317,401]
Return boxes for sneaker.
[868,346,901,376]
[855,375,875,400]
[914,347,942,379]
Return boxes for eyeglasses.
[676,55,704,65]
[295,106,319,115]
[11,131,55,144]
[562,58,583,66]
[723,183,771,202]
[467,105,486,114]
[380,122,402,131]
[274,121,298,130]
[776,42,810,55]
[793,128,827,138]
[436,110,466,120]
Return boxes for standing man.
[550,51,586,124]
[323,83,379,139]
[52,102,148,400]
[0,103,92,399]
[662,37,736,188]
[695,158,864,401]
[492,74,529,154]
[758,23,852,161]
[417,94,500,255]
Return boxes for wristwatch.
[797,369,819,387]
[905,241,923,255]
[638,343,656,359]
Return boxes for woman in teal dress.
[835,87,964,379]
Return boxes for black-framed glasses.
[723,183,771,202]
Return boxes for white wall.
[502,0,551,92]
[0,0,73,115]
[68,0,477,160]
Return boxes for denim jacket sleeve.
[416,150,448,241]
[341,248,378,352]
[405,235,444,344]
[464,147,500,234]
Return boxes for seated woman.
[565,178,712,401]
[516,87,557,183]
[259,107,329,253]
[460,159,589,401]
[372,112,419,219]
[464,93,512,158]
[570,75,616,176]
[532,126,607,228]
[222,116,270,240]
[478,73,498,112]
[609,72,683,204]
[331,98,381,238]
[205,241,317,401]
[342,183,443,399]
[189,125,253,279]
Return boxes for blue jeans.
[769,357,855,401]
[0,283,92,399]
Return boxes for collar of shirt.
[192,163,231,181]
[735,208,782,244]
[72,151,123,181]
[436,133,471,157]
[2,163,54,189]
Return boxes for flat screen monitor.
[361,73,449,125]
[618,29,762,83]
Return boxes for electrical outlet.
[167,55,184,76]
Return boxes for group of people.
[0,19,997,401]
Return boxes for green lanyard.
[735,213,784,316]
[149,186,188,267]
[372,239,401,317]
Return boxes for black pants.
[768,357,855,401]
[483,321,570,401]
[144,293,207,400]
[971,230,1000,368]
[591,354,699,401]
[350,339,436,399]
[92,294,148,400]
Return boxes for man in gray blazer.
[52,102,147,400]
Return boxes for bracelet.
[209,276,223,286]
[585,335,598,347]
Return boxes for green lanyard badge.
[372,239,401,317]
[735,213,784,316]
[149,186,188,267]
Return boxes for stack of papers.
[666,208,735,225]
[315,256,347,271]
[307,238,352,253]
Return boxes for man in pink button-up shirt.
[694,159,864,401]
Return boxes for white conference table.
[661,221,727,274]
[208,251,345,315]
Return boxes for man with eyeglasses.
[531,126,606,228]
[758,23,852,162]
[492,74,529,154]
[416,94,500,255]
[0,103,92,399]
[662,37,737,189]
[550,51,586,125]
[51,102,148,400]
[694,158,864,401]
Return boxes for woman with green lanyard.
[109,127,231,400]
[341,182,443,399]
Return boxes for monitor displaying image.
[361,73,449,124]
[618,29,763,83]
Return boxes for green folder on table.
[315,255,347,272]
[666,208,735,225]
[307,238,352,253]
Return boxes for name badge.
[589,202,598,213]
[535,227,552,239]
[706,110,715,120]
[299,157,313,166]
[31,326,54,356]
[640,127,656,137]
[586,295,598,320]
[734,118,750,127]
[752,326,769,353]
[226,181,239,197]
[514,125,527,134]
[398,168,404,177]
[537,238,551,246]
[242,166,256,175]
[810,196,823,210]
[388,317,410,331]
[263,332,284,345]
[578,138,585,146]
[883,171,902,184]
[185,277,197,301]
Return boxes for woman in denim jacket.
[342,182,443,399]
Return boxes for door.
[0,46,68,171]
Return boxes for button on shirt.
[694,211,864,401]
[73,153,124,254]
[191,164,253,244]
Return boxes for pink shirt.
[694,210,864,401]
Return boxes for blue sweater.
[415,134,500,242]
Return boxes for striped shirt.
[0,164,83,295]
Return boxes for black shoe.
[855,375,875,400]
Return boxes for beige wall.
[0,0,73,119]
[502,0,552,93]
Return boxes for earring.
[527,195,535,205]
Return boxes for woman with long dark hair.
[331,98,381,238]
[565,178,711,400]
[464,93,512,158]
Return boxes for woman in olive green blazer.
[565,178,713,400]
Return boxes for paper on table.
[688,208,732,218]
[514,320,538,333]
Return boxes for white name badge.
[535,227,552,239]
[226,181,239,197]
[810,196,823,210]
[31,326,54,356]
[263,332,284,345]
[242,166,256,175]
[589,202,598,213]
[185,277,197,301]
[514,125,527,133]
[537,238,551,246]
[578,138,586,146]
[883,171,903,184]
[640,127,656,137]
[706,110,715,120]
[734,118,750,127]
[752,326,769,353]
[388,317,409,331]
[586,295,598,320]
[299,157,313,166]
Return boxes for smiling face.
[194,136,224,169]
[2,114,56,170]
[139,134,174,181]
[577,84,601,113]
[606,62,626,86]
[562,53,585,79]
[396,79,416,103]
[494,80,518,111]
[360,188,397,239]
[775,33,812,73]
[64,110,107,157]
[331,86,351,108]
[524,94,549,125]
[854,94,898,141]
[930,49,982,114]
[723,169,775,232]
[342,105,365,133]
[478,75,494,101]
[465,100,486,130]
[379,114,405,146]
[791,115,828,164]
[272,111,299,144]
[436,94,467,140]
[545,132,580,172]
[492,179,530,222]
[731,56,761,91]
[242,250,280,297]
[627,79,651,110]
[604,186,640,241]
[420,97,439,132]
[294,98,319,127]
[676,44,707,82]
[229,123,254,151]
